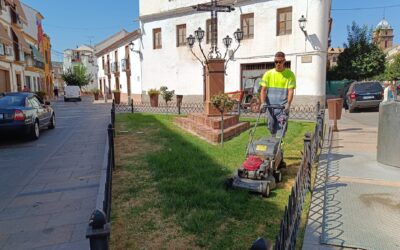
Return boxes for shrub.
[160,86,175,105]
[148,88,160,96]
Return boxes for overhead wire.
[332,3,400,11]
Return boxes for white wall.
[21,3,38,40]
[140,0,330,103]
[63,48,98,90]
[140,0,209,16]
[96,38,142,97]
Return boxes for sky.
[331,0,400,47]
[21,0,140,62]
[20,0,400,61]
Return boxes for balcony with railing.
[104,64,110,75]
[121,59,130,72]
[111,62,119,74]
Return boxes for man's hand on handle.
[284,103,290,113]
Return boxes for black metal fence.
[86,102,117,250]
[252,103,325,250]
[115,101,321,121]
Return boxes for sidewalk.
[303,111,400,250]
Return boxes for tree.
[62,65,93,87]
[385,54,400,81]
[334,22,386,81]
[211,93,234,145]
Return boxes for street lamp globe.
[298,15,307,31]
[186,34,196,48]
[223,35,232,48]
[234,28,244,42]
[129,42,135,51]
[194,27,205,42]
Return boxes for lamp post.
[186,27,243,68]
[186,26,243,115]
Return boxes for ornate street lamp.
[194,27,205,42]
[234,28,244,42]
[186,35,196,48]
[298,15,307,34]
[223,28,243,70]
[222,35,232,48]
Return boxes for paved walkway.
[0,97,110,250]
[303,110,400,250]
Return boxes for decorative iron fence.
[86,105,116,250]
[115,101,321,121]
[251,104,325,250]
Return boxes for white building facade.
[0,0,47,93]
[139,0,332,105]
[63,45,98,91]
[95,30,142,103]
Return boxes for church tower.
[373,18,394,50]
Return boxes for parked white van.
[64,86,81,102]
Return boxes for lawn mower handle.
[261,104,285,110]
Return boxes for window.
[277,7,292,36]
[206,19,211,44]
[153,28,162,49]
[241,13,254,39]
[72,50,80,62]
[176,24,186,47]
[0,43,4,56]
[25,76,31,89]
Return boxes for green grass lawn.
[111,113,315,249]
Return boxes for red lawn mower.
[226,104,287,197]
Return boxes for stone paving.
[0,97,110,250]
[303,110,400,250]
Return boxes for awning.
[11,26,30,54]
[14,0,27,24]
[0,24,12,46]
[30,44,44,63]
[4,0,14,6]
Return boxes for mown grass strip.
[111,113,315,249]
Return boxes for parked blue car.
[0,92,55,140]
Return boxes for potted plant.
[148,88,160,107]
[160,86,174,105]
[113,89,121,104]
[176,95,183,106]
[92,88,101,100]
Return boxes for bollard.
[108,124,115,170]
[326,98,343,132]
[250,237,273,250]
[176,95,183,115]
[86,209,110,250]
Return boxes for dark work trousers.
[266,108,288,138]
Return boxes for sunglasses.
[274,60,285,64]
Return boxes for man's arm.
[287,88,294,105]
[260,86,267,104]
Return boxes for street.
[0,97,110,249]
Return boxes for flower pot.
[150,94,159,107]
[94,93,99,100]
[113,92,121,104]
[176,95,183,107]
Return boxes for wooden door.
[0,70,10,93]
